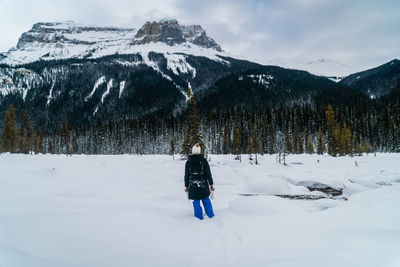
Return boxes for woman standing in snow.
[184,143,215,220]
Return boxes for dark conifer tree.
[222,123,231,154]
[17,109,34,154]
[233,127,242,161]
[1,104,18,153]
[181,85,203,156]
[250,123,259,164]
[306,135,314,154]
[37,131,44,154]
[61,116,70,155]
[326,105,337,156]
[170,137,175,160]
[268,124,275,154]
[285,130,292,154]
[317,127,324,155]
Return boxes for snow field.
[1,153,400,267]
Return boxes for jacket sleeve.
[204,160,214,186]
[184,161,190,187]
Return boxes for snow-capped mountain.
[0,19,383,129]
[0,19,230,107]
[266,58,356,81]
[0,20,224,67]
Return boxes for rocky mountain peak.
[134,19,222,51]
[16,21,134,49]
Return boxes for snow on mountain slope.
[0,20,229,104]
[0,19,361,85]
[119,81,126,98]
[0,20,226,67]
[0,67,44,99]
[85,76,106,102]
[1,153,400,267]
[266,58,357,80]
[101,79,113,104]
[165,53,197,78]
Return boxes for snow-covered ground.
[1,153,400,267]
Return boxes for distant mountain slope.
[0,19,382,130]
[198,65,367,112]
[339,59,400,98]
[1,52,356,129]
[266,58,356,79]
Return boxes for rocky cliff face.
[16,21,134,48]
[134,19,221,51]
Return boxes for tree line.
[1,86,399,157]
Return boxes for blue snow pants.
[193,197,214,220]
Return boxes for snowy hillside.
[0,20,225,67]
[266,58,356,80]
[1,153,400,267]
[0,20,360,79]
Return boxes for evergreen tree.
[61,116,70,155]
[306,135,314,154]
[71,130,79,154]
[338,124,353,156]
[285,131,292,154]
[363,139,371,153]
[249,123,259,164]
[180,130,190,156]
[293,128,299,154]
[326,105,338,156]
[222,123,231,154]
[180,85,203,156]
[36,131,44,154]
[31,130,37,154]
[268,124,275,154]
[298,134,304,154]
[293,126,303,154]
[233,127,241,161]
[170,137,175,160]
[48,135,55,154]
[1,104,18,153]
[317,127,324,154]
[17,109,34,154]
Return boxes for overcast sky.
[0,0,399,70]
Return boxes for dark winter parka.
[184,154,214,200]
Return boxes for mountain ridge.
[0,19,398,130]
[339,59,400,98]
[0,19,224,67]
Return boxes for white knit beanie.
[192,143,201,154]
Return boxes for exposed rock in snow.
[134,19,221,51]
[0,67,43,99]
[0,20,225,67]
